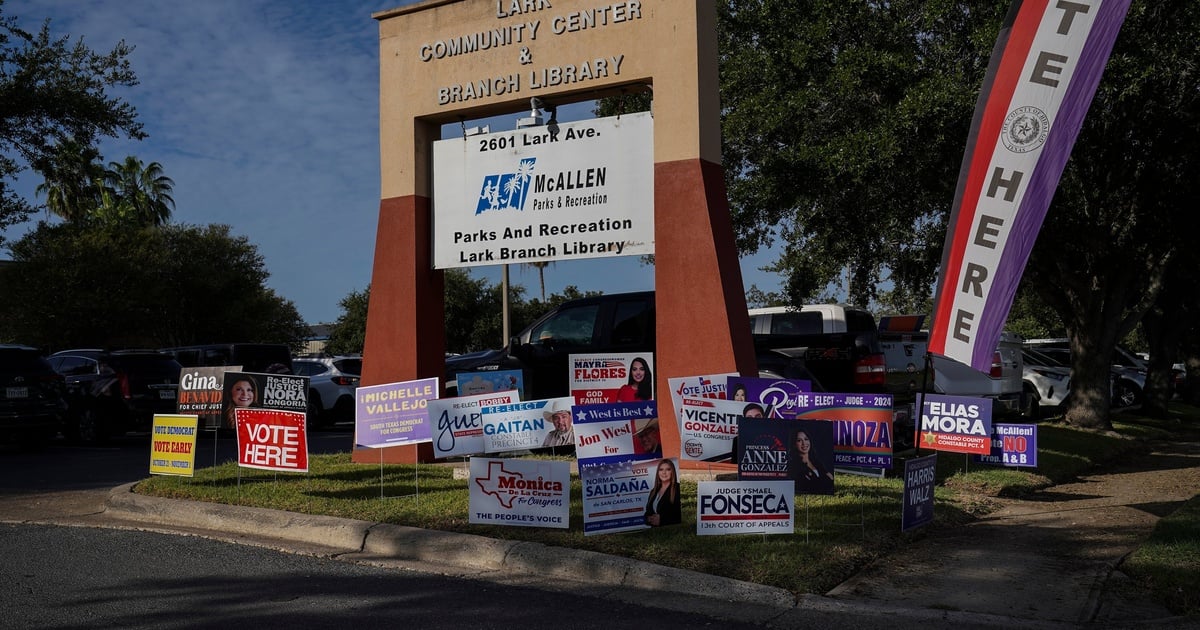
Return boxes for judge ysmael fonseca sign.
[431,112,653,269]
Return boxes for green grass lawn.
[136,404,1200,610]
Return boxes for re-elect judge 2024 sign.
[432,112,653,269]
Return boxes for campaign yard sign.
[974,423,1038,468]
[176,366,236,430]
[580,457,661,536]
[736,418,836,495]
[696,481,794,536]
[469,458,570,529]
[430,390,518,459]
[432,112,654,269]
[456,369,524,399]
[149,414,199,477]
[235,408,308,473]
[480,397,573,453]
[220,371,307,430]
[791,393,895,469]
[677,397,744,464]
[354,378,439,448]
[919,394,993,455]
[570,353,654,404]
[574,401,659,465]
[667,373,737,419]
[902,453,938,532]
[726,376,813,418]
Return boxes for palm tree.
[33,139,105,223]
[102,156,175,226]
[522,260,554,300]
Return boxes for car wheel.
[1113,380,1142,408]
[68,404,109,444]
[307,391,325,430]
[1021,384,1041,420]
[332,397,355,424]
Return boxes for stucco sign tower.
[361,0,756,464]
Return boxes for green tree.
[99,155,174,226]
[325,287,369,356]
[1018,2,1200,428]
[717,0,1001,307]
[33,138,105,223]
[1,5,143,243]
[0,222,307,350]
[716,1,1199,430]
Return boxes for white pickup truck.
[877,314,1026,418]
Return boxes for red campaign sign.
[235,407,308,472]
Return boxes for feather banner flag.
[928,0,1131,372]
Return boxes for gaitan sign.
[432,112,653,268]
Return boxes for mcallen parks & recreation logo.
[477,157,536,214]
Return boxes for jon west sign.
[432,112,653,269]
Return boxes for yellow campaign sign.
[150,414,199,476]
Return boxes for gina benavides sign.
[432,111,653,269]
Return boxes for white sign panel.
[469,458,570,529]
[432,112,653,269]
[430,390,519,459]
[696,481,794,536]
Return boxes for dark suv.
[49,349,182,443]
[0,345,68,446]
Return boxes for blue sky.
[5,0,783,325]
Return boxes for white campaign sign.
[432,112,653,269]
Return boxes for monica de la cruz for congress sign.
[432,111,653,269]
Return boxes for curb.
[104,483,796,611]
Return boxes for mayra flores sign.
[432,112,653,269]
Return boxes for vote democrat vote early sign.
[431,112,653,269]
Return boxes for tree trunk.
[1063,330,1116,430]
[1141,304,1183,418]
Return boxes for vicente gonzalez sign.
[432,112,653,269]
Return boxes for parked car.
[1021,347,1073,418]
[876,316,1026,419]
[1024,339,1145,408]
[0,344,69,446]
[291,355,361,427]
[48,349,182,443]
[160,343,293,374]
[747,304,887,393]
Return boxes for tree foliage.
[1,4,143,244]
[716,0,1200,429]
[717,0,1006,307]
[0,222,307,350]
[324,287,369,356]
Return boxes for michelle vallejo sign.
[432,111,653,269]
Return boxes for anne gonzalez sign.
[432,112,653,269]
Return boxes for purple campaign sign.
[973,423,1038,467]
[902,454,937,532]
[726,376,812,418]
[355,378,438,448]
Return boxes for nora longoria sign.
[431,111,653,269]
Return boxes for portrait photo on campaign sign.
[736,418,835,495]
[220,371,308,431]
